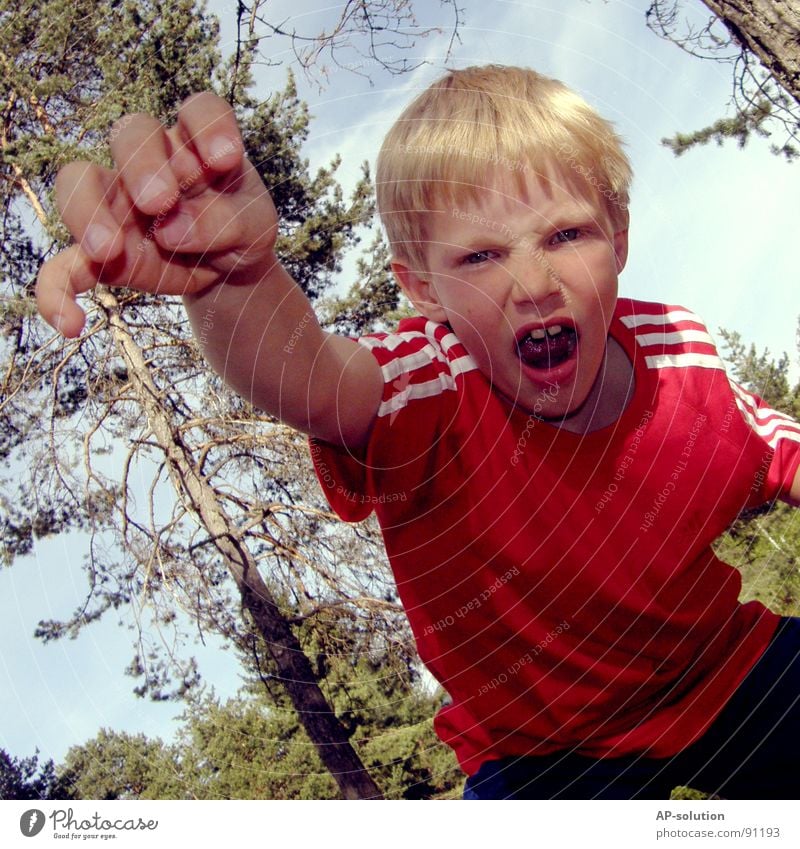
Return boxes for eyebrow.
[451,207,600,244]
[527,201,602,227]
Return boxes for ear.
[391,260,449,323]
[612,227,629,274]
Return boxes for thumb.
[36,245,97,337]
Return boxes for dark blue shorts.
[463,617,800,799]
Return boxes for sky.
[2,0,799,773]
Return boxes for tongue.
[518,328,576,369]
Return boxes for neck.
[556,337,634,434]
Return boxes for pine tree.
[0,0,437,799]
[54,609,462,800]
[712,326,800,615]
[56,731,181,800]
[0,748,64,800]
[646,1,800,159]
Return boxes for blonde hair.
[376,65,632,272]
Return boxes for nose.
[508,249,563,307]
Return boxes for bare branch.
[237,0,462,85]
[648,0,800,160]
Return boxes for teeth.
[547,324,562,337]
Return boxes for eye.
[462,250,498,265]
[550,228,581,245]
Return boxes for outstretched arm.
[36,92,382,450]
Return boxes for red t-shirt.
[310,299,800,776]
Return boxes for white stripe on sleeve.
[644,353,726,370]
[636,329,716,347]
[620,309,704,329]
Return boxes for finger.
[110,113,180,216]
[156,189,255,253]
[55,162,125,263]
[36,245,99,337]
[172,92,244,188]
[156,152,275,255]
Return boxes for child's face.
[392,170,629,422]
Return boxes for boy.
[37,66,800,800]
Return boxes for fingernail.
[135,174,171,208]
[208,136,238,163]
[159,211,194,246]
[84,224,113,255]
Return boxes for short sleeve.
[309,319,470,521]
[728,378,800,503]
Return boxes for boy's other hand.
[36,92,278,337]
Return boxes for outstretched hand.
[36,92,278,338]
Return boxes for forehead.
[425,167,608,237]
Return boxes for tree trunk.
[96,287,383,800]
[700,0,800,106]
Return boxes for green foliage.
[713,325,800,618]
[358,713,459,799]
[716,501,800,616]
[661,98,789,158]
[239,71,374,301]
[717,328,799,415]
[647,3,800,162]
[319,231,413,335]
[0,0,220,182]
[0,748,65,800]
[57,678,461,799]
[671,785,714,800]
[53,606,461,799]
[176,696,340,799]
[1,0,439,799]
[298,614,460,798]
[0,0,223,565]
[57,730,182,800]
[0,0,388,695]
[226,609,462,799]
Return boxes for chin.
[535,384,593,422]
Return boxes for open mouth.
[516,324,578,370]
